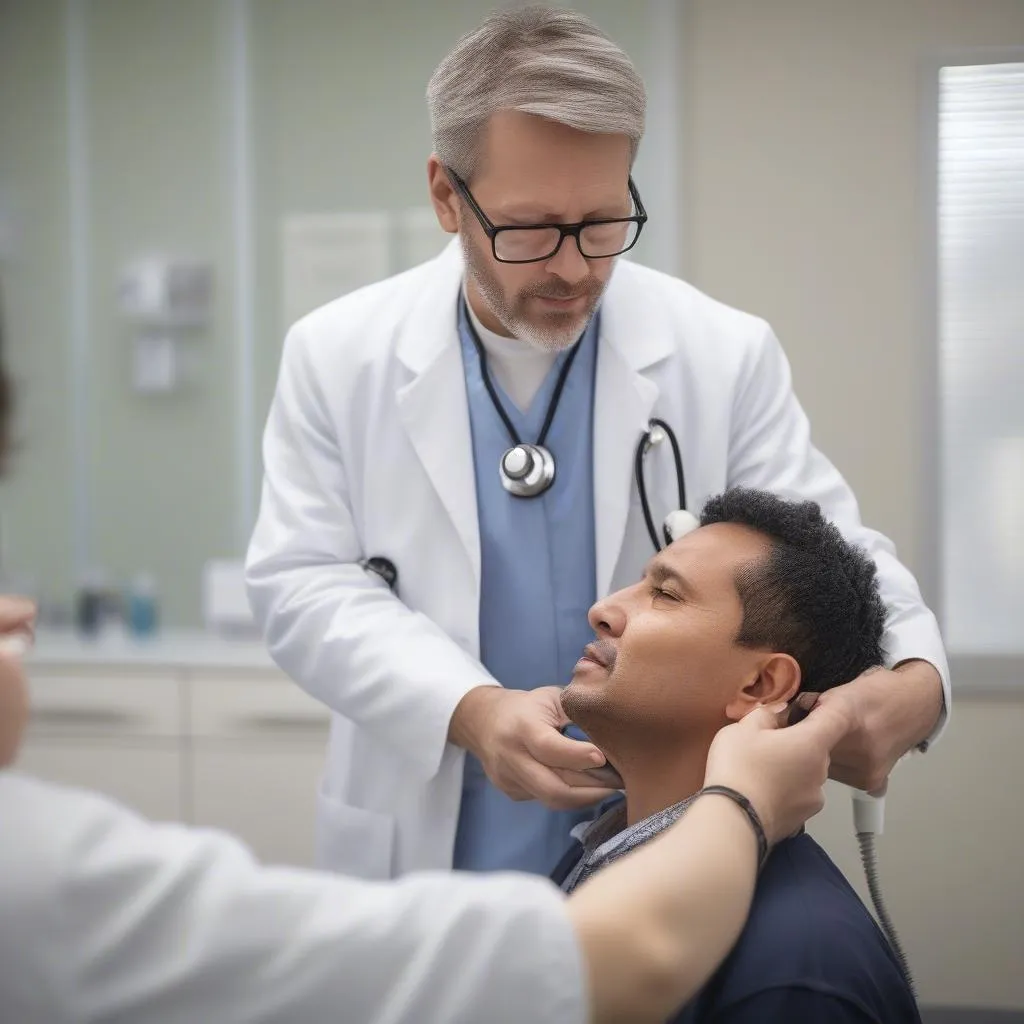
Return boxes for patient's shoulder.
[680,833,919,1022]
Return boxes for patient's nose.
[588,596,625,638]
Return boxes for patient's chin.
[560,681,613,736]
[559,683,581,719]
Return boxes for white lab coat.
[0,773,586,1024]
[246,241,951,880]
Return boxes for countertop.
[26,627,277,670]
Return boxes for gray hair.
[427,6,646,179]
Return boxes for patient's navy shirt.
[553,828,921,1023]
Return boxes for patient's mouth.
[578,640,617,672]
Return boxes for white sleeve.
[0,777,587,1024]
[245,323,495,781]
[726,327,950,744]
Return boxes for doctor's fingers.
[517,760,616,810]
[554,766,624,791]
[524,726,607,771]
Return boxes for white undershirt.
[464,294,557,414]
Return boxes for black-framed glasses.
[447,168,648,264]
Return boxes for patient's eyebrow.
[644,560,699,599]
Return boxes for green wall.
[0,0,75,608]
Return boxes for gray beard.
[459,235,599,353]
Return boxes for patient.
[557,488,920,1023]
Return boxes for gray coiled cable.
[857,831,916,998]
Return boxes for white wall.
[681,0,1024,1008]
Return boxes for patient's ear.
[724,654,801,722]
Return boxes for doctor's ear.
[426,156,460,234]
[724,654,801,722]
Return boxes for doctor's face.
[560,525,800,758]
[429,110,633,351]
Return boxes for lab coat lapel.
[593,263,674,597]
[395,244,481,588]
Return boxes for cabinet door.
[18,740,183,822]
[20,665,185,821]
[187,671,330,867]
[190,742,324,867]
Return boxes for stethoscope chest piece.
[663,508,699,544]
[500,443,555,497]
[462,294,582,502]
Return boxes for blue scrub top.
[452,301,602,875]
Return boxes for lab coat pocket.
[315,790,395,880]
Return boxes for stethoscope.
[634,418,699,550]
[360,421,696,592]
[464,296,584,499]
[465,297,697,551]
[360,311,699,591]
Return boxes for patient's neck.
[613,737,715,827]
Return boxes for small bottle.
[76,569,108,636]
[127,573,158,637]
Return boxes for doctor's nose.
[544,235,590,285]
[588,596,625,638]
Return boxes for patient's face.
[561,523,776,748]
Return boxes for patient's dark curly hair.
[700,488,886,693]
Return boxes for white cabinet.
[20,666,185,822]
[20,634,331,869]
[187,672,329,867]
[190,745,325,866]
[17,741,183,823]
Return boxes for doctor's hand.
[815,660,944,794]
[449,685,617,810]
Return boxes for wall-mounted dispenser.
[116,256,212,393]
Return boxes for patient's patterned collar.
[561,793,699,893]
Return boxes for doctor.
[247,6,950,880]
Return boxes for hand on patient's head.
[775,690,822,727]
[704,695,853,844]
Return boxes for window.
[937,59,1024,673]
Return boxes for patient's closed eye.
[649,585,681,602]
